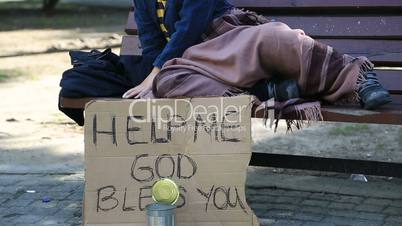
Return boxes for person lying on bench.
[59,0,391,126]
[122,0,391,112]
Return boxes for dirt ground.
[0,4,401,174]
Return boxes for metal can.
[146,203,176,226]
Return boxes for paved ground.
[247,168,402,226]
[1,170,402,226]
[0,174,83,226]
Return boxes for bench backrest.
[123,0,402,104]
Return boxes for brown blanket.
[147,9,373,128]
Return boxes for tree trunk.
[42,0,59,14]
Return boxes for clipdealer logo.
[127,97,275,130]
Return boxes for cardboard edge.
[85,99,98,111]
[253,213,261,226]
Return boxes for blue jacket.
[133,0,233,68]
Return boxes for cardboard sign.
[84,96,260,226]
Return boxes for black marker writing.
[92,115,117,146]
[197,185,248,214]
[221,111,241,142]
[131,154,154,182]
[177,153,197,179]
[122,187,136,212]
[213,186,229,210]
[155,154,175,178]
[138,186,153,211]
[197,186,215,212]
[126,116,148,145]
[97,185,119,212]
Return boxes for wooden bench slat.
[390,95,402,105]
[125,15,402,40]
[120,35,141,56]
[60,94,402,110]
[268,16,402,39]
[120,35,402,66]
[320,39,402,55]
[59,97,94,109]
[321,104,402,125]
[231,0,402,9]
[125,13,402,39]
[121,35,402,55]
[254,104,402,125]
[366,53,402,66]
[377,71,402,94]
[61,97,402,125]
[125,8,137,35]
[250,153,402,178]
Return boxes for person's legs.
[254,22,391,108]
[166,21,390,108]
[254,22,363,102]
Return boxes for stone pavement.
[1,170,402,226]
[0,174,83,226]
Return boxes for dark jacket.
[133,0,233,68]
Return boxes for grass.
[0,69,23,82]
[329,124,370,136]
[0,68,43,82]
[0,0,127,31]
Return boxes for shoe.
[358,72,392,110]
[267,79,300,102]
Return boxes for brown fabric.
[201,8,270,41]
[148,9,373,127]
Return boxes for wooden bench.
[60,0,402,177]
